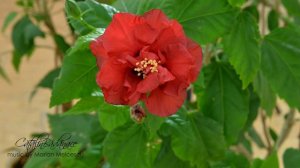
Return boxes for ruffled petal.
[186,38,203,82]
[145,88,186,117]
[97,58,128,104]
[143,9,169,30]
[101,13,143,56]
[162,80,189,97]
[137,73,160,93]
[124,71,141,105]
[164,43,195,83]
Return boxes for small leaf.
[283,148,300,168]
[54,34,71,54]
[11,16,44,71]
[0,65,10,83]
[268,10,279,31]
[223,12,261,88]
[30,67,61,100]
[68,1,117,35]
[269,128,278,142]
[65,0,82,19]
[248,127,265,148]
[65,96,103,115]
[103,123,151,168]
[2,11,17,32]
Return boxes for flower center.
[134,58,160,78]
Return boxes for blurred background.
[0,0,69,167]
[0,0,299,167]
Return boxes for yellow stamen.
[133,58,160,79]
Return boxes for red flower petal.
[97,58,128,104]
[186,38,203,82]
[145,87,186,117]
[164,43,195,83]
[143,9,169,30]
[101,13,143,56]
[137,66,174,93]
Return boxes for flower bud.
[130,104,146,123]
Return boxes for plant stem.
[260,1,266,35]
[260,110,273,155]
[234,144,253,161]
[274,109,296,150]
[203,44,213,65]
[40,0,72,112]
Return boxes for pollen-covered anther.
[134,58,159,78]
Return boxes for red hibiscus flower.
[90,9,202,117]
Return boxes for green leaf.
[54,34,71,54]
[211,151,250,168]
[260,152,279,168]
[2,11,17,32]
[48,114,107,145]
[282,0,300,19]
[98,104,130,131]
[11,16,45,71]
[253,71,276,116]
[71,28,105,54]
[24,145,60,168]
[201,62,249,144]
[228,0,245,7]
[30,67,61,100]
[223,12,261,88]
[269,128,278,142]
[244,86,260,129]
[261,26,300,109]
[240,134,253,154]
[168,113,226,167]
[67,0,117,35]
[143,112,166,138]
[114,0,237,44]
[60,144,102,168]
[154,138,191,168]
[244,5,259,21]
[103,123,151,168]
[283,148,300,168]
[250,158,263,168]
[247,127,265,148]
[66,0,82,19]
[0,65,10,83]
[268,10,279,31]
[50,29,104,107]
[65,96,103,115]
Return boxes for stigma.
[134,58,160,78]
